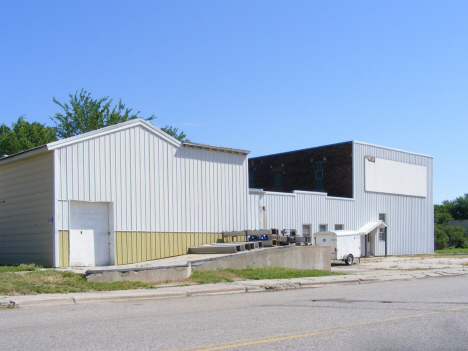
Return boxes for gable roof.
[0,118,250,165]
[358,220,388,235]
[47,118,181,150]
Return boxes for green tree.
[0,116,57,156]
[434,204,454,225]
[160,125,188,142]
[50,89,155,139]
[449,194,468,220]
[50,89,187,141]
[434,194,468,250]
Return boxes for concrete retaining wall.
[86,245,330,283]
[192,246,330,272]
[86,264,191,283]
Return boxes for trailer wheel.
[345,254,354,266]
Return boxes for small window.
[379,228,386,241]
[335,224,343,230]
[273,172,282,186]
[379,214,386,240]
[314,161,324,190]
[319,224,327,232]
[303,224,311,236]
[249,172,254,188]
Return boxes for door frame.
[68,201,114,266]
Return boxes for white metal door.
[361,235,367,257]
[315,235,336,259]
[369,231,375,256]
[69,201,110,267]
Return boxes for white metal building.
[0,119,249,267]
[0,120,434,267]
[247,142,434,256]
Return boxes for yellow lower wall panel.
[115,231,230,265]
[58,230,69,267]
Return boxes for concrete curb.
[187,286,246,296]
[3,270,468,308]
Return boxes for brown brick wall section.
[249,142,353,198]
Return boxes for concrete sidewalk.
[2,255,467,308]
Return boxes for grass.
[0,264,44,273]
[190,267,344,284]
[0,269,157,296]
[435,248,468,254]
[0,266,344,296]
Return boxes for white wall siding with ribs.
[54,125,248,234]
[353,142,434,255]
[248,141,433,255]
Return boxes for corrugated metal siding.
[353,142,434,255]
[114,232,245,265]
[249,191,356,234]
[54,126,248,234]
[0,153,54,266]
[247,142,433,255]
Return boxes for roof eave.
[0,145,50,166]
[182,141,250,155]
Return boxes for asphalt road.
[1,275,468,351]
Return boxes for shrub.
[435,226,449,250]
[434,224,468,250]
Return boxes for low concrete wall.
[86,264,191,283]
[192,246,330,272]
[86,245,330,283]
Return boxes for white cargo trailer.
[313,230,361,265]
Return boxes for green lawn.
[0,268,156,296]
[190,267,345,284]
[0,265,344,296]
[0,264,44,273]
[435,248,468,254]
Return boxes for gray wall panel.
[0,152,54,266]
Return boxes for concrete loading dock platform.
[84,245,330,283]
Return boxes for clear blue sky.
[1,0,467,204]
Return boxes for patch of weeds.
[226,267,345,280]
[0,270,156,296]
[0,264,44,273]
[435,248,468,254]
[190,267,344,284]
[0,302,16,309]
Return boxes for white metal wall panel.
[0,152,54,266]
[247,142,433,255]
[54,125,248,234]
[261,192,297,230]
[365,157,427,197]
[353,142,434,255]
